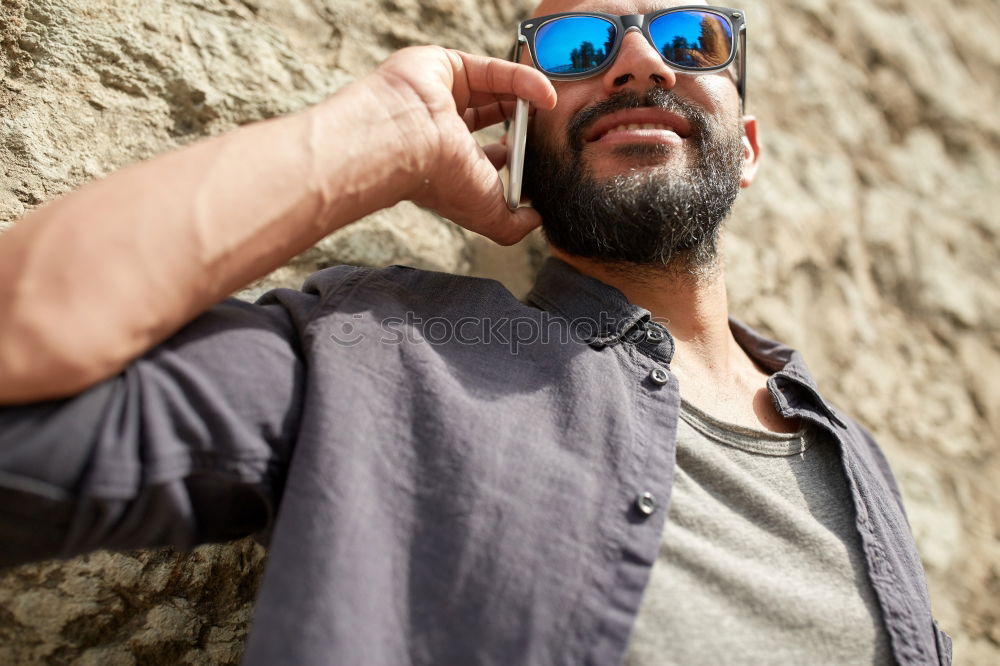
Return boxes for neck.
[550,244,745,381]
[550,243,801,433]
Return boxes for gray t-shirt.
[626,400,894,665]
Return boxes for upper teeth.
[605,123,674,136]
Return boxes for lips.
[585,109,692,143]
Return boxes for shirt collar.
[526,257,651,347]
[527,257,845,427]
[729,319,847,427]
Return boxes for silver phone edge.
[506,97,529,210]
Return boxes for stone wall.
[1,0,997,663]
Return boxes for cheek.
[684,72,740,118]
[700,84,726,112]
[530,107,569,152]
[531,83,596,148]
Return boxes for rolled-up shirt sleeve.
[0,293,309,568]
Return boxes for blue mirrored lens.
[535,16,616,74]
[649,11,733,68]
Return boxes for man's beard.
[522,88,745,276]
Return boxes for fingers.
[427,136,537,246]
[467,158,540,246]
[462,100,516,132]
[463,98,540,132]
[381,46,547,246]
[446,49,557,111]
[482,143,506,170]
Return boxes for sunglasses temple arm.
[738,28,747,113]
[512,32,526,66]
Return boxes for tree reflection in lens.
[538,17,615,74]
[654,12,732,68]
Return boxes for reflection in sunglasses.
[537,18,615,74]
[652,13,733,68]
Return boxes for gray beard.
[523,88,745,276]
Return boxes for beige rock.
[73,645,137,666]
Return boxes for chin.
[591,150,690,181]
[610,143,675,159]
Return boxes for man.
[0,0,950,664]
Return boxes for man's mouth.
[585,109,693,145]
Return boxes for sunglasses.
[516,6,746,108]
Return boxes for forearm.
[0,44,557,405]
[0,77,421,403]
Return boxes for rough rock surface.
[1,0,998,663]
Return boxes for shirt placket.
[580,320,682,666]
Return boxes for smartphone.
[505,97,529,210]
[505,33,530,210]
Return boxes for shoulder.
[281,264,592,367]
[296,264,532,320]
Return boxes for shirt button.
[645,328,665,343]
[635,492,657,516]
[648,367,669,385]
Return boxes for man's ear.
[739,115,761,189]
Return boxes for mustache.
[566,88,710,152]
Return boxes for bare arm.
[0,47,557,404]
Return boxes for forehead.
[532,0,708,18]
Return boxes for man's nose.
[601,29,677,93]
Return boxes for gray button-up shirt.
[0,258,952,665]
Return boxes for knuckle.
[396,45,429,60]
[443,48,464,68]
[484,58,502,90]
[509,64,522,90]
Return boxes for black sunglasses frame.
[515,6,747,110]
